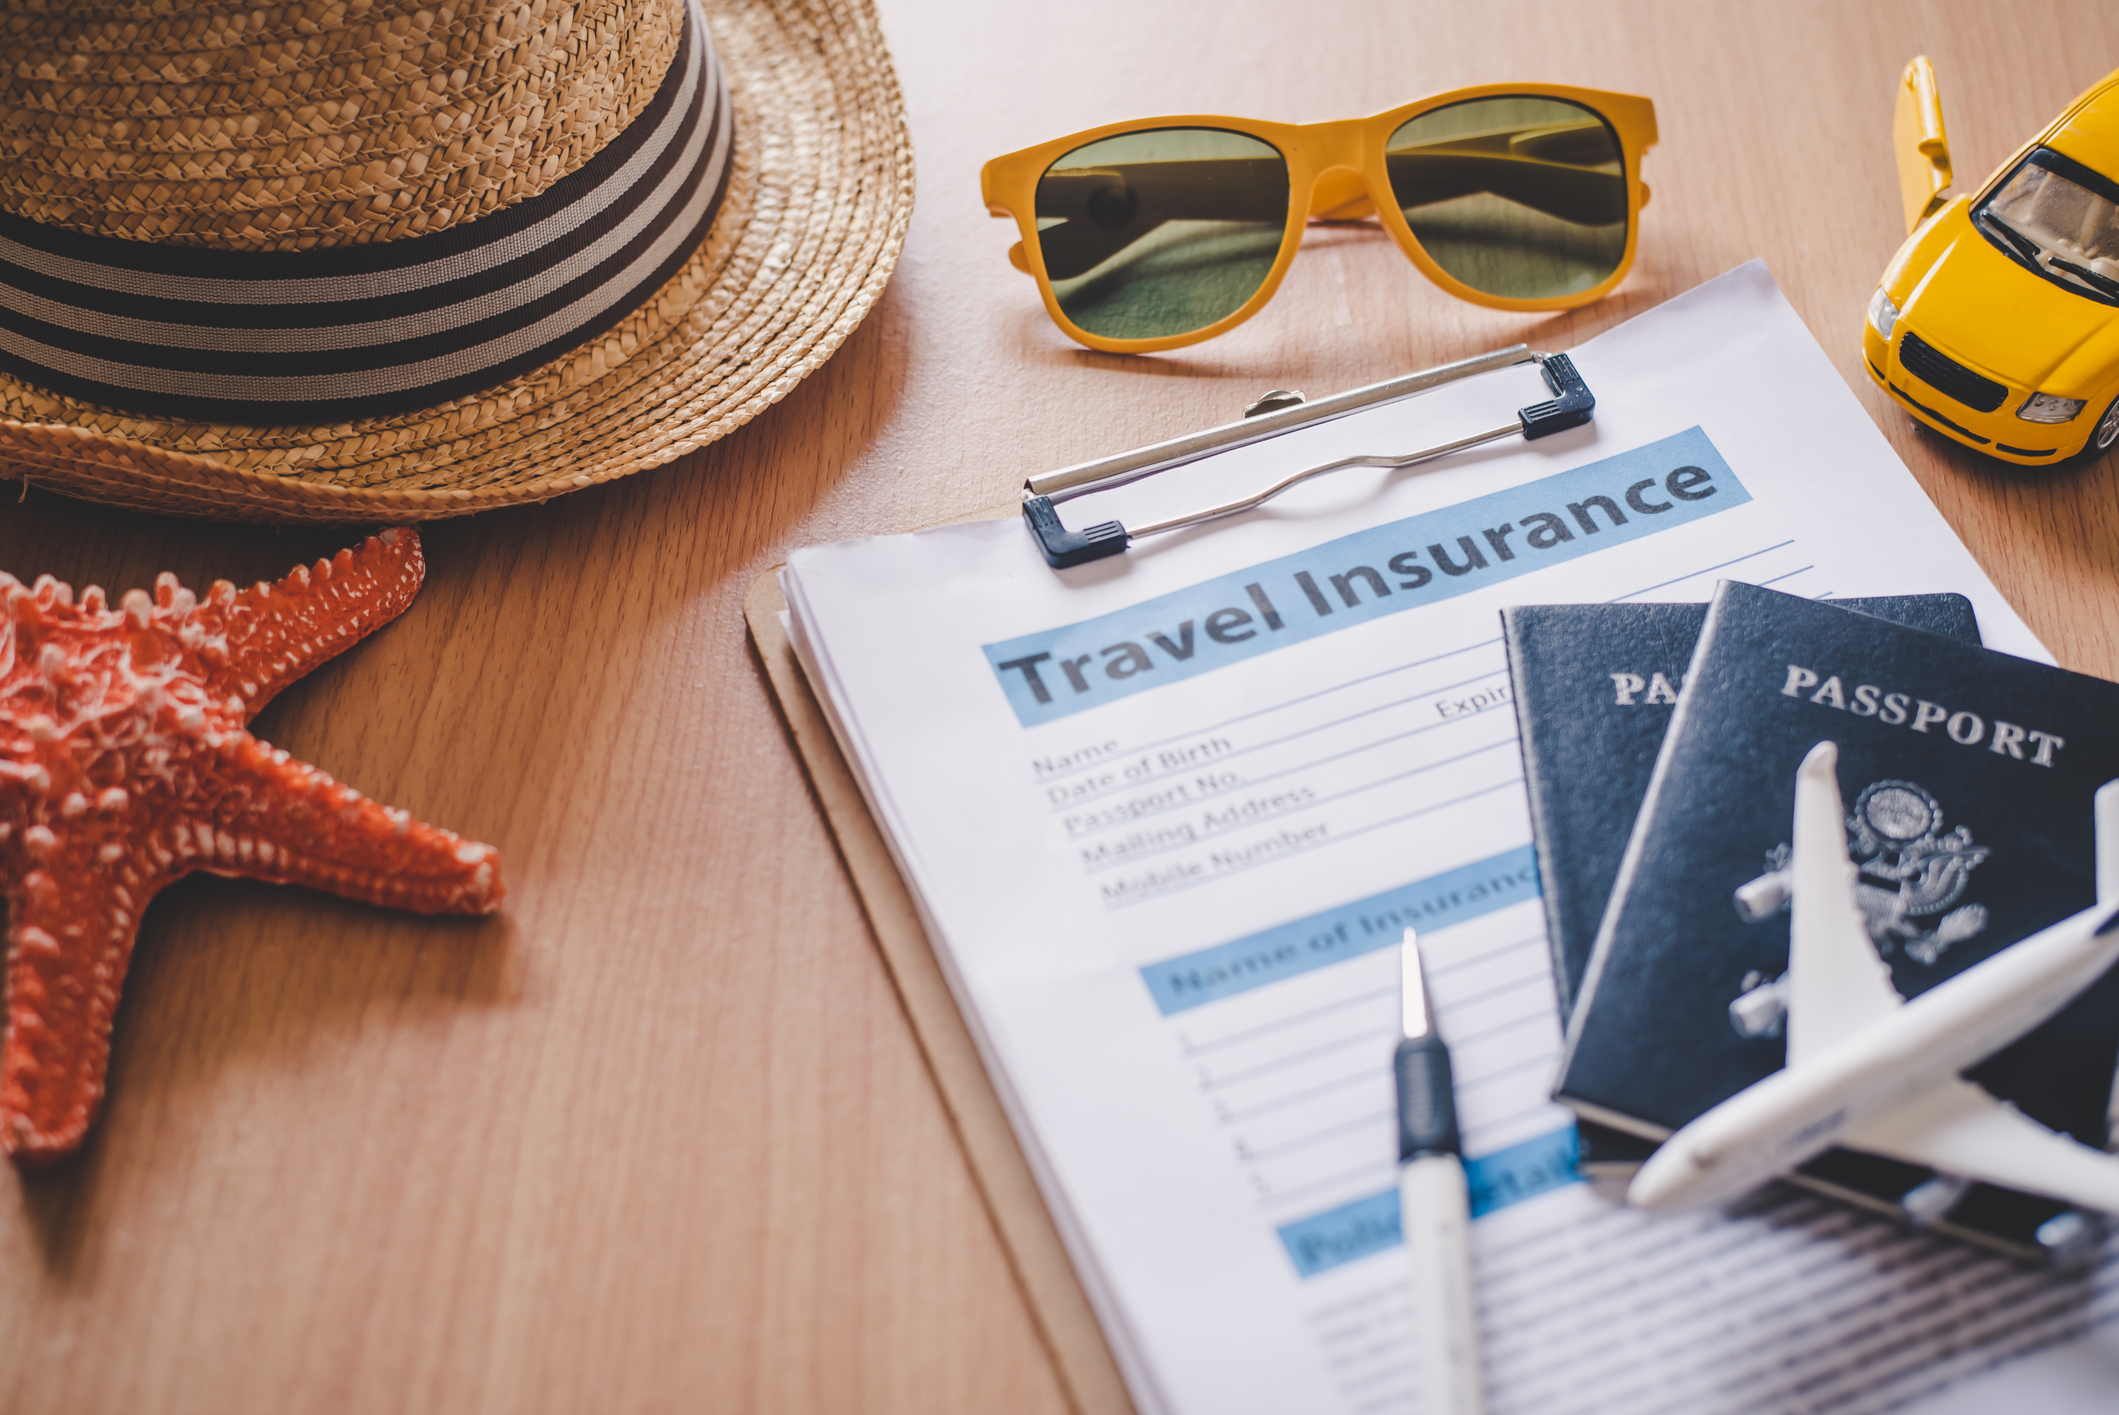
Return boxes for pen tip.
[1399,928,1433,1039]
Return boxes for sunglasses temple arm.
[1022,352,1593,569]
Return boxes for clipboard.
[742,346,1601,1415]
[745,562,1137,1415]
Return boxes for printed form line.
[1183,986,1398,1056]
[1436,933,1546,976]
[1263,1159,1397,1209]
[1440,965,1549,1017]
[1200,1026,1399,1092]
[1037,535,1802,807]
[1104,776,1524,908]
[1080,736,1517,872]
[1032,636,1504,782]
[1225,1068,1383,1132]
[1056,665,1510,812]
[1065,709,1514,837]
[1457,1053,1557,1094]
[1179,932,1544,1042]
[1221,1070,1378,1124]
[1243,1109,1397,1164]
[1452,1007,1553,1049]
[1606,539,1797,601]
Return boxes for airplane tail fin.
[1788,742,1905,1065]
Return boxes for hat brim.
[0,0,913,524]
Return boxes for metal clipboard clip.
[1021,346,1594,569]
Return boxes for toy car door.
[1895,57,1953,232]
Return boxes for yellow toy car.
[1864,59,2119,464]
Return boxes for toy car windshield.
[1972,147,2119,305]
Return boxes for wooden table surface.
[4,2,2117,1411]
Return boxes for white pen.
[1396,926,1486,1415]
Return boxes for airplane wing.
[1785,742,1906,1067]
[1786,753,2119,1210]
[1845,1076,2119,1213]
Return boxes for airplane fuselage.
[1630,900,2119,1211]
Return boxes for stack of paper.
[782,263,2119,1415]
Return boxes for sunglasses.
[982,86,1658,353]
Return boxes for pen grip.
[1396,1034,1461,1160]
[1401,1153,1486,1415]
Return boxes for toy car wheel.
[2096,396,2119,455]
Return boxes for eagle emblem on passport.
[1726,778,1990,1039]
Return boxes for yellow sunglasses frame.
[981,84,1658,354]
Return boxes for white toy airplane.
[1630,740,2119,1215]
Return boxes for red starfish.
[0,528,502,1166]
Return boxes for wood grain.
[3,2,2116,1411]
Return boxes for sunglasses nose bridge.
[1300,120,1383,221]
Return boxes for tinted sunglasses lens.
[1034,128,1290,341]
[1385,97,1628,300]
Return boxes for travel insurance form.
[782,265,2119,1415]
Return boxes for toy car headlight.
[2018,392,2086,423]
[1867,288,1899,340]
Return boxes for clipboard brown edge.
[744,564,1137,1415]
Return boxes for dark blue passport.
[1552,582,2119,1256]
[1502,595,1992,1214]
[1503,594,1980,1020]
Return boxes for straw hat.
[0,0,913,522]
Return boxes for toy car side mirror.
[1893,57,1953,233]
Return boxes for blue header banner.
[1138,845,1540,1015]
[985,427,1748,727]
[1275,1125,1582,1278]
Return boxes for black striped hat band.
[0,0,732,427]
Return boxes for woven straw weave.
[1,0,683,249]
[0,0,914,522]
